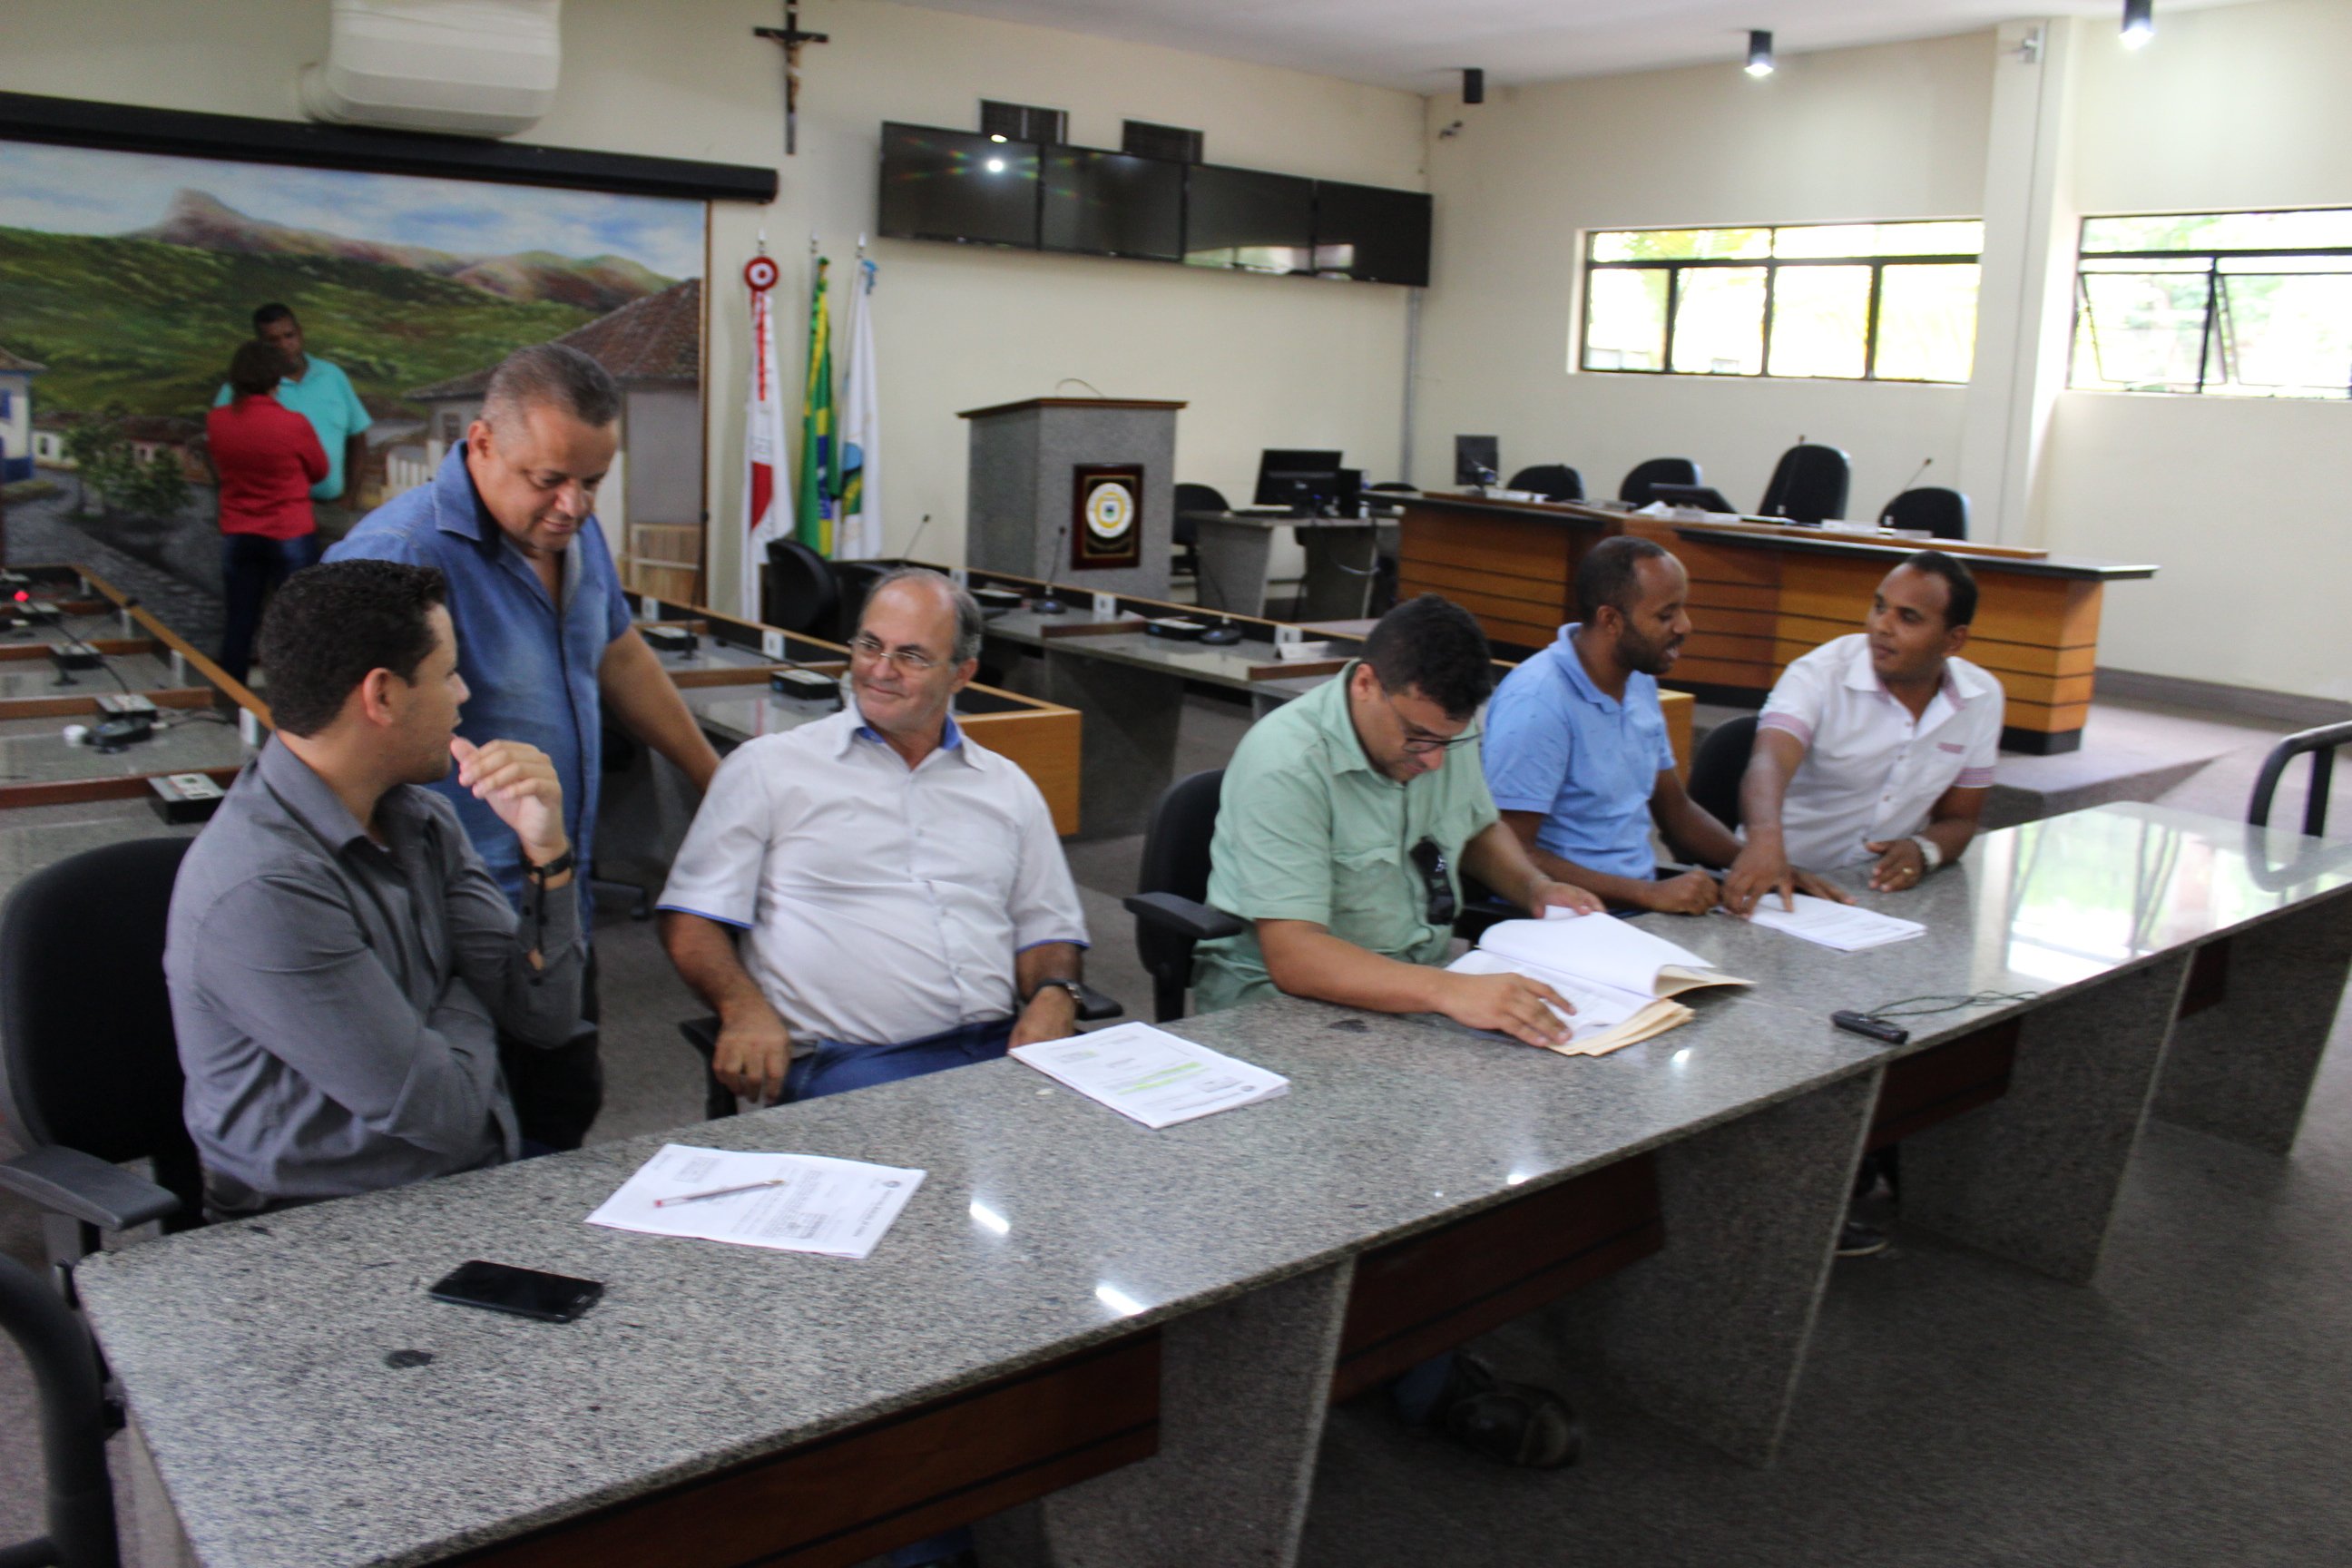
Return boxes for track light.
[1746,30,1775,78]
[2122,0,2153,50]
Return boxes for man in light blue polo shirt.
[1485,535,1836,915]
[328,342,720,1150]
[214,303,372,508]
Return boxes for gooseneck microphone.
[1033,518,1071,615]
[900,511,933,566]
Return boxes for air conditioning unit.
[299,0,562,139]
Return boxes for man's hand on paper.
[714,1001,792,1105]
[1864,838,1928,892]
[1640,867,1723,916]
[1723,834,1855,916]
[1530,875,1606,918]
[1439,970,1574,1048]
[1009,985,1079,1050]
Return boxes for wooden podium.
[959,397,1186,601]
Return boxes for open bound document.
[1014,1022,1290,1129]
[1447,914,1750,1056]
[586,1144,925,1259]
[1740,894,1926,953]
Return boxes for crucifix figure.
[754,4,830,157]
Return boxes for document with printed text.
[1446,913,1751,1056]
[1014,1023,1289,1129]
[1740,895,1926,953]
[586,1144,925,1259]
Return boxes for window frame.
[2068,206,2352,397]
[1578,220,1983,385]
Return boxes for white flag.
[836,256,883,559]
[741,254,794,620]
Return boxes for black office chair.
[1878,486,1969,541]
[764,538,840,635]
[830,559,893,642]
[1123,769,1247,1023]
[1758,444,1850,524]
[0,1251,121,1567]
[0,838,200,1300]
[1507,465,1585,503]
[1172,483,1230,584]
[1619,457,1701,507]
[1687,715,1759,830]
[2248,720,2352,838]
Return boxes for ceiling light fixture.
[1746,30,1775,79]
[1462,67,1485,105]
[2122,0,2154,50]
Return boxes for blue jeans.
[219,532,319,682]
[783,1015,1014,1568]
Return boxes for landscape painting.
[0,140,706,639]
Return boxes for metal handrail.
[0,1253,119,1568]
[2248,720,2352,838]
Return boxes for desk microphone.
[1896,456,1933,495]
[900,511,933,566]
[1881,457,1934,527]
[1033,519,1070,615]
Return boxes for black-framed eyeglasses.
[1381,688,1481,755]
[1409,838,1458,926]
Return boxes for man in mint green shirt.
[214,304,371,505]
[1193,593,1602,1041]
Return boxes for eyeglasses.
[1409,837,1459,926]
[1382,689,1480,755]
[848,633,943,672]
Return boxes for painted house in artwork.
[0,346,43,483]
[403,277,703,545]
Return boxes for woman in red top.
[206,339,329,682]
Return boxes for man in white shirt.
[658,568,1090,1110]
[1724,550,2002,916]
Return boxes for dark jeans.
[218,532,319,682]
[498,947,603,1152]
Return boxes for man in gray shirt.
[166,560,584,1216]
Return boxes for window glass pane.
[2071,271,2211,391]
[1593,227,1769,261]
[1874,263,1980,382]
[2083,209,2352,253]
[2081,254,2208,273]
[2214,273,2352,396]
[1767,265,1870,378]
[1670,267,1766,373]
[2217,255,2352,276]
[1583,269,1669,370]
[1773,221,1982,259]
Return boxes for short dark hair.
[1363,594,1494,720]
[1574,535,1672,623]
[252,302,297,332]
[256,561,449,736]
[228,340,282,397]
[482,342,622,432]
[1898,549,1978,629]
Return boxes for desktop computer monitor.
[1455,435,1500,486]
[1254,448,1345,511]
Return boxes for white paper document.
[1741,894,1926,953]
[1014,1022,1289,1129]
[586,1143,925,1259]
[1446,948,1654,1050]
[1475,913,1721,997]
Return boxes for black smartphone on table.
[426,1259,604,1323]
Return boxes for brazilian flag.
[797,258,835,554]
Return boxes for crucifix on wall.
[754,4,831,156]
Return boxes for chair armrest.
[0,1147,181,1232]
[1122,891,1247,943]
[1075,984,1124,1024]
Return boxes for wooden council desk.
[1395,494,2158,755]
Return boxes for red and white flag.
[741,250,793,622]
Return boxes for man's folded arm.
[444,843,586,1049]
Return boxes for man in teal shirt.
[215,304,372,508]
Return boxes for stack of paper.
[1743,895,1926,953]
[1446,914,1750,1056]
[586,1144,925,1259]
[1014,1022,1289,1129]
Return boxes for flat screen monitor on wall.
[1184,165,1315,273]
[1041,146,1184,260]
[877,122,1040,247]
[1313,181,1433,287]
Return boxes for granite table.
[0,799,201,905]
[0,710,254,809]
[1182,510,1382,622]
[74,804,2352,1568]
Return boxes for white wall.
[1412,31,1994,514]
[0,0,1426,608]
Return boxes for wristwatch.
[1907,835,1945,873]
[1025,979,1085,1010]
[524,848,576,883]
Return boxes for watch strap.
[1908,834,1944,873]
[525,848,576,883]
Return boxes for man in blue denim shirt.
[328,344,720,1147]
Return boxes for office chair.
[1506,465,1585,503]
[1172,483,1230,584]
[1878,485,1969,541]
[0,838,200,1301]
[1686,715,1759,831]
[764,538,840,635]
[1757,444,1850,524]
[2248,720,2352,838]
[0,1250,121,1567]
[1123,769,1247,1023]
[1619,457,1701,507]
[830,559,892,642]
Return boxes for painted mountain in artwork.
[130,189,674,311]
